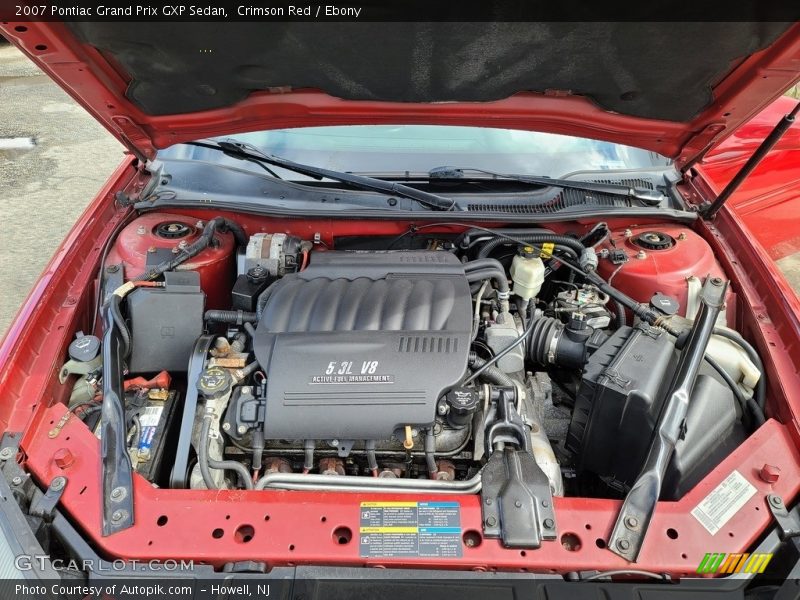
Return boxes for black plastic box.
[567,324,743,498]
[127,271,205,373]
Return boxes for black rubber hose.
[614,300,627,328]
[365,440,379,475]
[303,440,315,472]
[425,429,437,478]
[204,310,258,324]
[468,353,516,386]
[464,258,510,295]
[527,316,562,365]
[236,361,260,381]
[465,268,509,290]
[230,332,247,354]
[251,430,264,472]
[108,295,131,358]
[713,328,766,411]
[198,417,217,489]
[77,405,102,421]
[464,304,536,386]
[464,258,508,272]
[458,227,556,250]
[218,219,247,248]
[198,417,255,490]
[704,355,766,427]
[135,217,245,281]
[256,283,278,319]
[476,233,587,260]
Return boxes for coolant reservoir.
[510,249,545,300]
[670,314,761,395]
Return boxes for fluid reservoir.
[510,248,545,300]
[596,225,727,319]
[107,213,236,309]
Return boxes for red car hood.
[2,21,799,165]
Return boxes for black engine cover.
[252,251,472,441]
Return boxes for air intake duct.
[528,314,607,369]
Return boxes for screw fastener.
[54,448,74,469]
[486,516,497,527]
[760,464,781,484]
[543,518,555,529]
[111,510,126,522]
[11,476,22,486]
[625,516,639,529]
[617,539,631,551]
[769,495,783,508]
[0,448,13,460]
[50,477,66,492]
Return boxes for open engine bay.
[30,207,798,577]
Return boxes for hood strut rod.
[607,276,727,561]
[703,101,799,219]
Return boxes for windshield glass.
[160,125,672,180]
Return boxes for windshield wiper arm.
[186,140,456,211]
[428,166,666,205]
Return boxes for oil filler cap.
[445,388,480,428]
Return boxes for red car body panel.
[1,20,800,577]
[699,95,800,263]
[1,21,800,167]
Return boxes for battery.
[93,388,179,483]
[131,389,179,482]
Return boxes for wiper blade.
[428,166,666,205]
[186,140,456,211]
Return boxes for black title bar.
[1,0,799,22]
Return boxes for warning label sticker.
[359,501,462,558]
[691,470,757,535]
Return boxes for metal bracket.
[0,432,21,463]
[608,276,727,561]
[481,449,557,548]
[480,386,556,548]
[100,301,135,536]
[767,495,800,540]
[29,477,67,522]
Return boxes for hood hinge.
[111,116,155,162]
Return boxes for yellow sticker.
[540,242,555,259]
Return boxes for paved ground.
[0,44,124,336]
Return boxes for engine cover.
[252,251,472,440]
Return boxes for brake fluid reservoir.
[511,249,545,300]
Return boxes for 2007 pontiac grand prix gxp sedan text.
[0,20,799,598]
